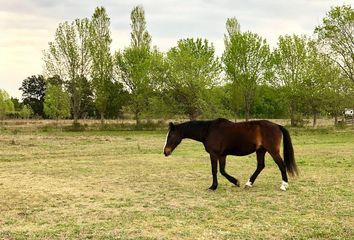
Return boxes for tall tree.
[89,6,116,124]
[273,35,310,126]
[315,5,354,83]
[114,5,153,124]
[223,30,271,121]
[302,42,332,127]
[44,18,91,123]
[19,75,46,117]
[224,17,241,48]
[166,38,221,120]
[130,5,151,49]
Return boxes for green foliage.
[33,4,352,125]
[47,75,64,87]
[165,38,221,120]
[44,85,71,119]
[44,18,91,123]
[114,5,155,124]
[223,28,271,121]
[10,97,22,112]
[89,7,120,122]
[0,89,15,119]
[253,85,287,119]
[19,105,33,119]
[224,17,240,48]
[130,5,151,49]
[77,77,96,118]
[273,35,312,126]
[114,46,154,123]
[315,5,354,83]
[19,75,46,117]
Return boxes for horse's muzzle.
[164,147,172,157]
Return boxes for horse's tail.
[278,125,298,176]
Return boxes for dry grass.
[0,125,353,239]
[0,117,340,131]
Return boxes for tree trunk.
[100,112,105,125]
[334,114,338,125]
[244,100,250,122]
[290,102,296,127]
[245,110,250,122]
[189,112,197,121]
[135,111,141,125]
[313,113,317,128]
[73,113,79,125]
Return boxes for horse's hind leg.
[219,156,240,187]
[270,152,289,191]
[245,148,266,188]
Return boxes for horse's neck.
[179,121,210,143]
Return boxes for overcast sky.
[0,0,353,98]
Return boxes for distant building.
[344,108,354,116]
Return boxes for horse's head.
[163,122,182,157]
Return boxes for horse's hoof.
[244,180,253,189]
[235,181,240,187]
[280,181,288,191]
[208,186,217,191]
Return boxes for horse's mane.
[175,118,229,141]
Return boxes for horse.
[163,118,298,191]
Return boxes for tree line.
[2,5,353,126]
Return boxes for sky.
[0,0,353,98]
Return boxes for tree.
[223,29,271,121]
[253,85,287,119]
[11,97,22,112]
[315,5,354,83]
[165,38,221,120]
[273,35,311,126]
[44,84,70,120]
[19,105,33,119]
[44,18,91,123]
[114,5,153,124]
[114,47,153,124]
[302,44,335,127]
[130,5,151,49]
[0,89,15,119]
[79,77,96,118]
[105,81,127,118]
[89,6,117,124]
[19,75,46,117]
[47,75,64,87]
[224,17,240,48]
[322,63,353,125]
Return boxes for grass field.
[0,124,353,239]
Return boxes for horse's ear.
[169,122,175,130]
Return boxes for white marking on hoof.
[280,181,288,191]
[244,179,253,188]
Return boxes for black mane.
[175,118,229,142]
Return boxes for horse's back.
[206,119,282,156]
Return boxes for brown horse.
[163,118,298,191]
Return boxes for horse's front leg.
[209,154,218,190]
[219,155,240,187]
